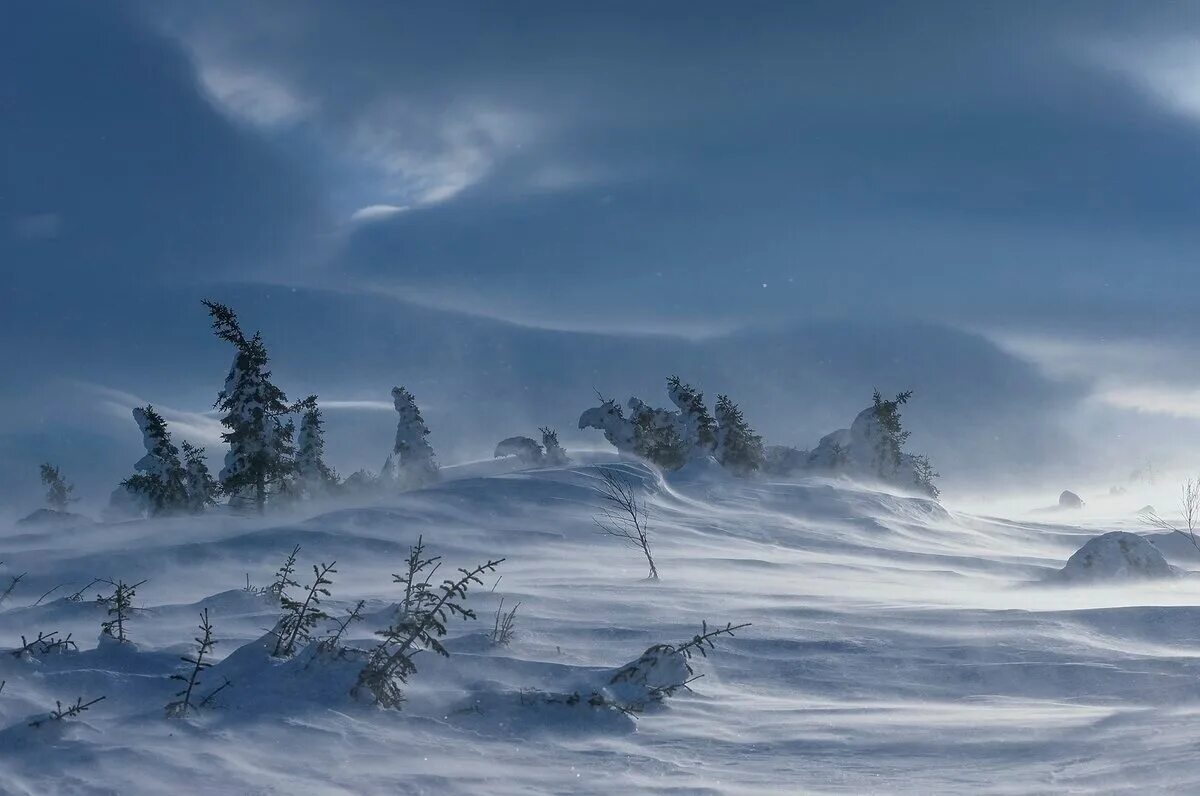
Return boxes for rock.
[1055,531,1177,582]
[1058,490,1084,509]
[16,508,91,527]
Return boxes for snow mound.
[1055,531,1178,583]
[667,454,727,484]
[1059,490,1084,509]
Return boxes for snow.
[3,460,1200,791]
[1054,531,1179,582]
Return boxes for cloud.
[80,383,225,445]
[320,399,395,412]
[347,102,541,206]
[349,204,408,223]
[1082,36,1200,123]
[196,63,314,129]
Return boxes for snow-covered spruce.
[39,463,74,510]
[181,441,220,513]
[667,376,718,461]
[714,394,765,476]
[494,436,544,466]
[205,300,303,512]
[1053,531,1178,583]
[120,406,189,516]
[806,391,939,498]
[295,399,338,498]
[540,427,570,465]
[390,386,439,489]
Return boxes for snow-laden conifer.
[540,427,570,466]
[714,394,765,476]
[180,441,219,513]
[295,398,337,498]
[666,376,718,460]
[122,406,189,515]
[204,300,301,512]
[391,386,438,488]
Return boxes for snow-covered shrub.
[714,394,765,476]
[121,406,189,515]
[495,436,544,466]
[540,427,571,465]
[603,621,749,711]
[354,546,503,708]
[39,463,74,510]
[578,397,637,454]
[390,386,439,488]
[205,300,302,512]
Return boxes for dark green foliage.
[181,441,220,513]
[355,552,503,708]
[714,395,765,476]
[295,398,338,496]
[630,404,687,471]
[166,609,217,718]
[911,454,940,499]
[272,561,336,657]
[122,405,189,514]
[667,376,718,454]
[98,579,146,643]
[204,300,303,512]
[870,390,912,479]
[39,463,74,510]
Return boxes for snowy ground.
[1,457,1199,794]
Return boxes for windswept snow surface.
[2,459,1200,793]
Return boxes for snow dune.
[0,459,1199,793]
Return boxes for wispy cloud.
[1083,36,1200,123]
[196,63,315,129]
[349,204,408,223]
[77,383,226,445]
[320,399,395,412]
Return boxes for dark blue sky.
[5,1,1200,505]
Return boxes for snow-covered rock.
[1059,490,1084,509]
[1054,531,1178,582]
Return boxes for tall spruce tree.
[714,395,765,476]
[295,398,337,497]
[204,300,300,512]
[181,441,220,513]
[122,406,189,515]
[391,386,438,488]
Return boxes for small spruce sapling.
[272,561,336,657]
[166,609,217,718]
[354,555,503,708]
[490,598,520,647]
[28,696,106,728]
[98,579,146,644]
[40,463,75,511]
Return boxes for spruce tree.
[181,441,220,513]
[295,397,337,497]
[714,395,765,476]
[540,427,571,466]
[391,386,438,488]
[204,300,300,512]
[121,406,189,515]
[867,390,912,480]
[666,376,718,459]
[39,464,74,511]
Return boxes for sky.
[5,1,1200,507]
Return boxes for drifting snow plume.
[1055,532,1178,582]
[391,386,438,488]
